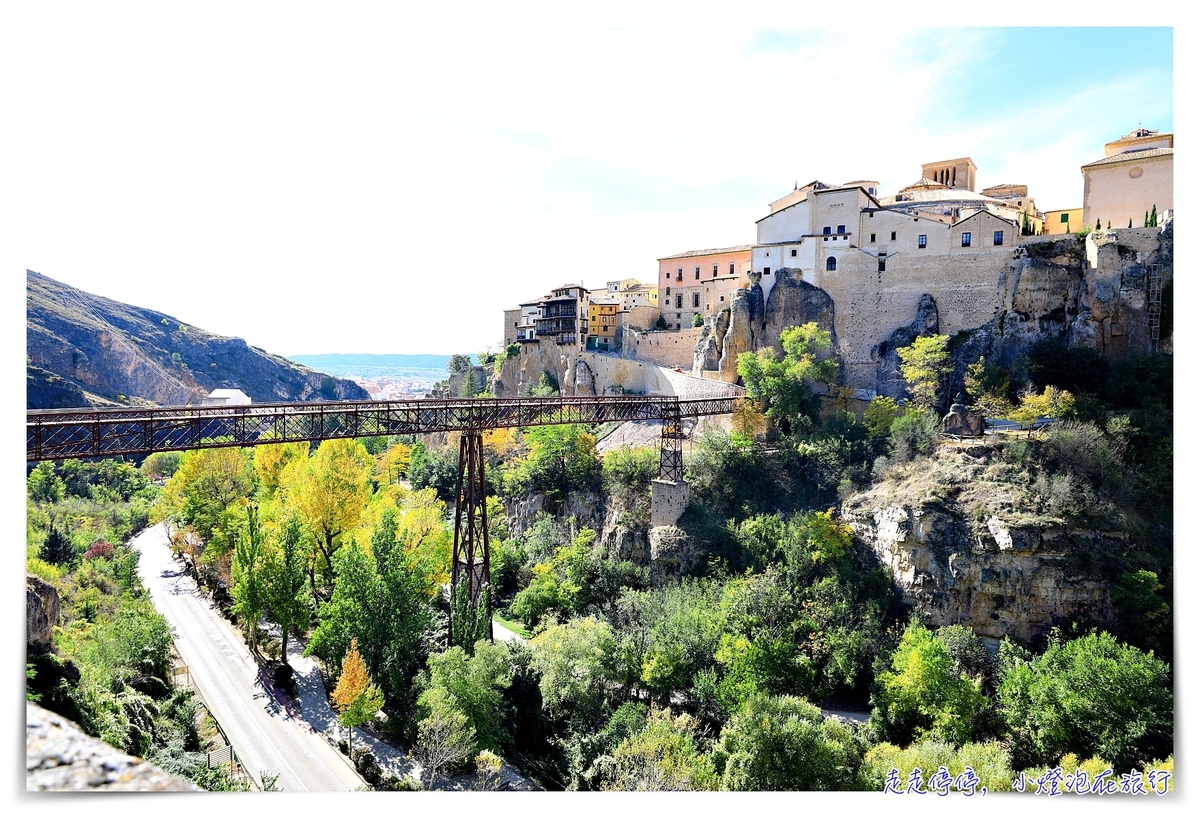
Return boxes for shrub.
[83,541,116,561]
[860,740,1013,793]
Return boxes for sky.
[5,7,1180,364]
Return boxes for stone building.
[1082,128,1173,230]
[657,245,753,330]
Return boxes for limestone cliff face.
[840,444,1125,644]
[692,268,834,382]
[26,270,368,408]
[845,503,1116,643]
[27,576,60,650]
[872,294,940,399]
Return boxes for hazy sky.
[8,7,1177,360]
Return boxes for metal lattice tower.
[1146,263,1164,352]
[450,432,492,644]
[659,402,685,482]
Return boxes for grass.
[492,614,531,640]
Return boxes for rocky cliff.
[841,442,1126,644]
[27,270,369,409]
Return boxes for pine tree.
[41,522,76,567]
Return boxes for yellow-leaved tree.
[332,638,384,757]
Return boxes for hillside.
[26,270,369,409]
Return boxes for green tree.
[964,356,1013,415]
[422,640,513,752]
[998,631,1173,771]
[416,686,477,789]
[156,448,254,553]
[736,323,838,433]
[40,521,77,567]
[1149,204,1157,226]
[447,354,472,374]
[713,693,863,791]
[529,616,616,730]
[28,461,64,504]
[231,503,266,653]
[871,619,988,746]
[603,710,717,791]
[897,334,950,409]
[261,512,311,659]
[504,425,601,508]
[141,452,182,481]
[862,395,899,438]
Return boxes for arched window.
[826,256,837,271]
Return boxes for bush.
[998,631,1173,771]
[888,407,940,462]
[860,740,1013,793]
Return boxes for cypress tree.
[1150,204,1157,227]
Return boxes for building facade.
[1082,128,1173,230]
[657,245,753,330]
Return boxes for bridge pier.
[450,432,493,644]
[650,478,690,527]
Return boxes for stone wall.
[619,327,703,369]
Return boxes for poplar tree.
[232,502,266,652]
[262,512,310,659]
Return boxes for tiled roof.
[658,245,753,260]
[1082,147,1173,168]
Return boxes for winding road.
[133,524,363,792]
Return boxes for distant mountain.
[26,270,369,409]
[288,353,452,379]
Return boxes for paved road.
[133,524,363,792]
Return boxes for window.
[870,233,876,243]
[676,269,682,281]
[790,248,797,257]
[826,257,837,271]
[676,295,682,308]
[1060,213,1070,223]
[693,293,700,307]
[837,224,845,234]
[878,259,886,272]
[720,296,725,302]
[676,323,681,330]
[822,226,831,235]
[918,234,927,248]
[695,266,700,279]
[994,230,1004,245]
[763,267,771,275]
[665,287,670,295]
[961,232,971,247]
[891,231,897,241]
[729,262,735,275]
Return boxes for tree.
[862,395,899,438]
[284,438,371,595]
[736,323,838,434]
[261,512,311,659]
[447,354,472,374]
[604,710,717,791]
[416,686,477,789]
[156,448,254,553]
[655,314,668,330]
[897,334,950,409]
[504,425,601,507]
[422,640,513,752]
[1149,204,1157,227]
[965,356,1014,416]
[28,462,64,504]
[998,631,1172,771]
[871,620,988,747]
[231,502,266,653]
[1095,218,1102,231]
[41,521,76,567]
[1003,386,1075,432]
[691,313,704,328]
[529,616,616,729]
[332,638,384,756]
[713,694,863,791]
[252,442,308,495]
[140,452,181,481]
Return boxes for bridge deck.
[26,395,741,462]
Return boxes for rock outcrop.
[872,293,940,399]
[842,444,1124,644]
[27,702,199,791]
[27,270,368,408]
[27,576,60,650]
[941,403,984,437]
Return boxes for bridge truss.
[27,394,741,641]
